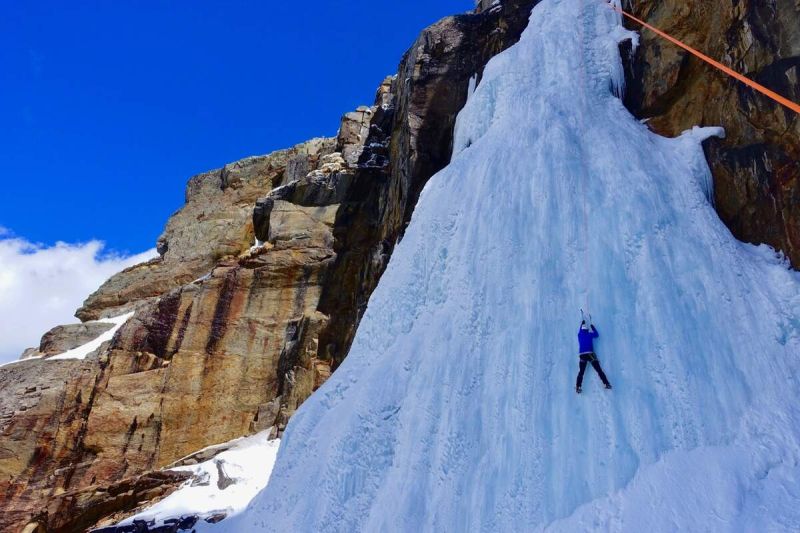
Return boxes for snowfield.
[209,0,800,531]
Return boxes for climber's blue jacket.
[578,325,599,354]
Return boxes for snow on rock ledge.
[99,431,281,532]
[49,312,134,360]
[0,311,134,368]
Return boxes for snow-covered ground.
[207,0,799,530]
[116,431,280,531]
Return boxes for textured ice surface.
[215,0,800,531]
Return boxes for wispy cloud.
[0,234,156,363]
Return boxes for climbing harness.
[608,3,800,115]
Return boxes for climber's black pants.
[576,353,610,388]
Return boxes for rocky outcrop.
[46,471,192,533]
[18,323,114,360]
[0,132,342,532]
[622,0,800,267]
[0,132,342,531]
[76,138,337,322]
[39,323,115,356]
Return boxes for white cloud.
[0,236,156,363]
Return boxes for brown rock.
[252,197,274,243]
[76,138,338,322]
[38,322,115,356]
[622,0,800,267]
[0,357,105,531]
[47,470,191,533]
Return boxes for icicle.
[467,74,478,101]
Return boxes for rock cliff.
[622,0,800,267]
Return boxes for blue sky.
[1,0,469,254]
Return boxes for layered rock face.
[622,0,800,267]
[76,137,336,322]
[0,2,539,531]
[0,138,338,533]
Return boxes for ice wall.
[220,0,800,530]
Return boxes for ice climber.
[576,320,612,393]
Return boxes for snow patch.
[118,431,281,530]
[681,125,727,142]
[48,312,135,361]
[193,271,214,284]
[0,311,135,368]
[467,74,478,101]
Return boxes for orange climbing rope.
[609,3,800,115]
